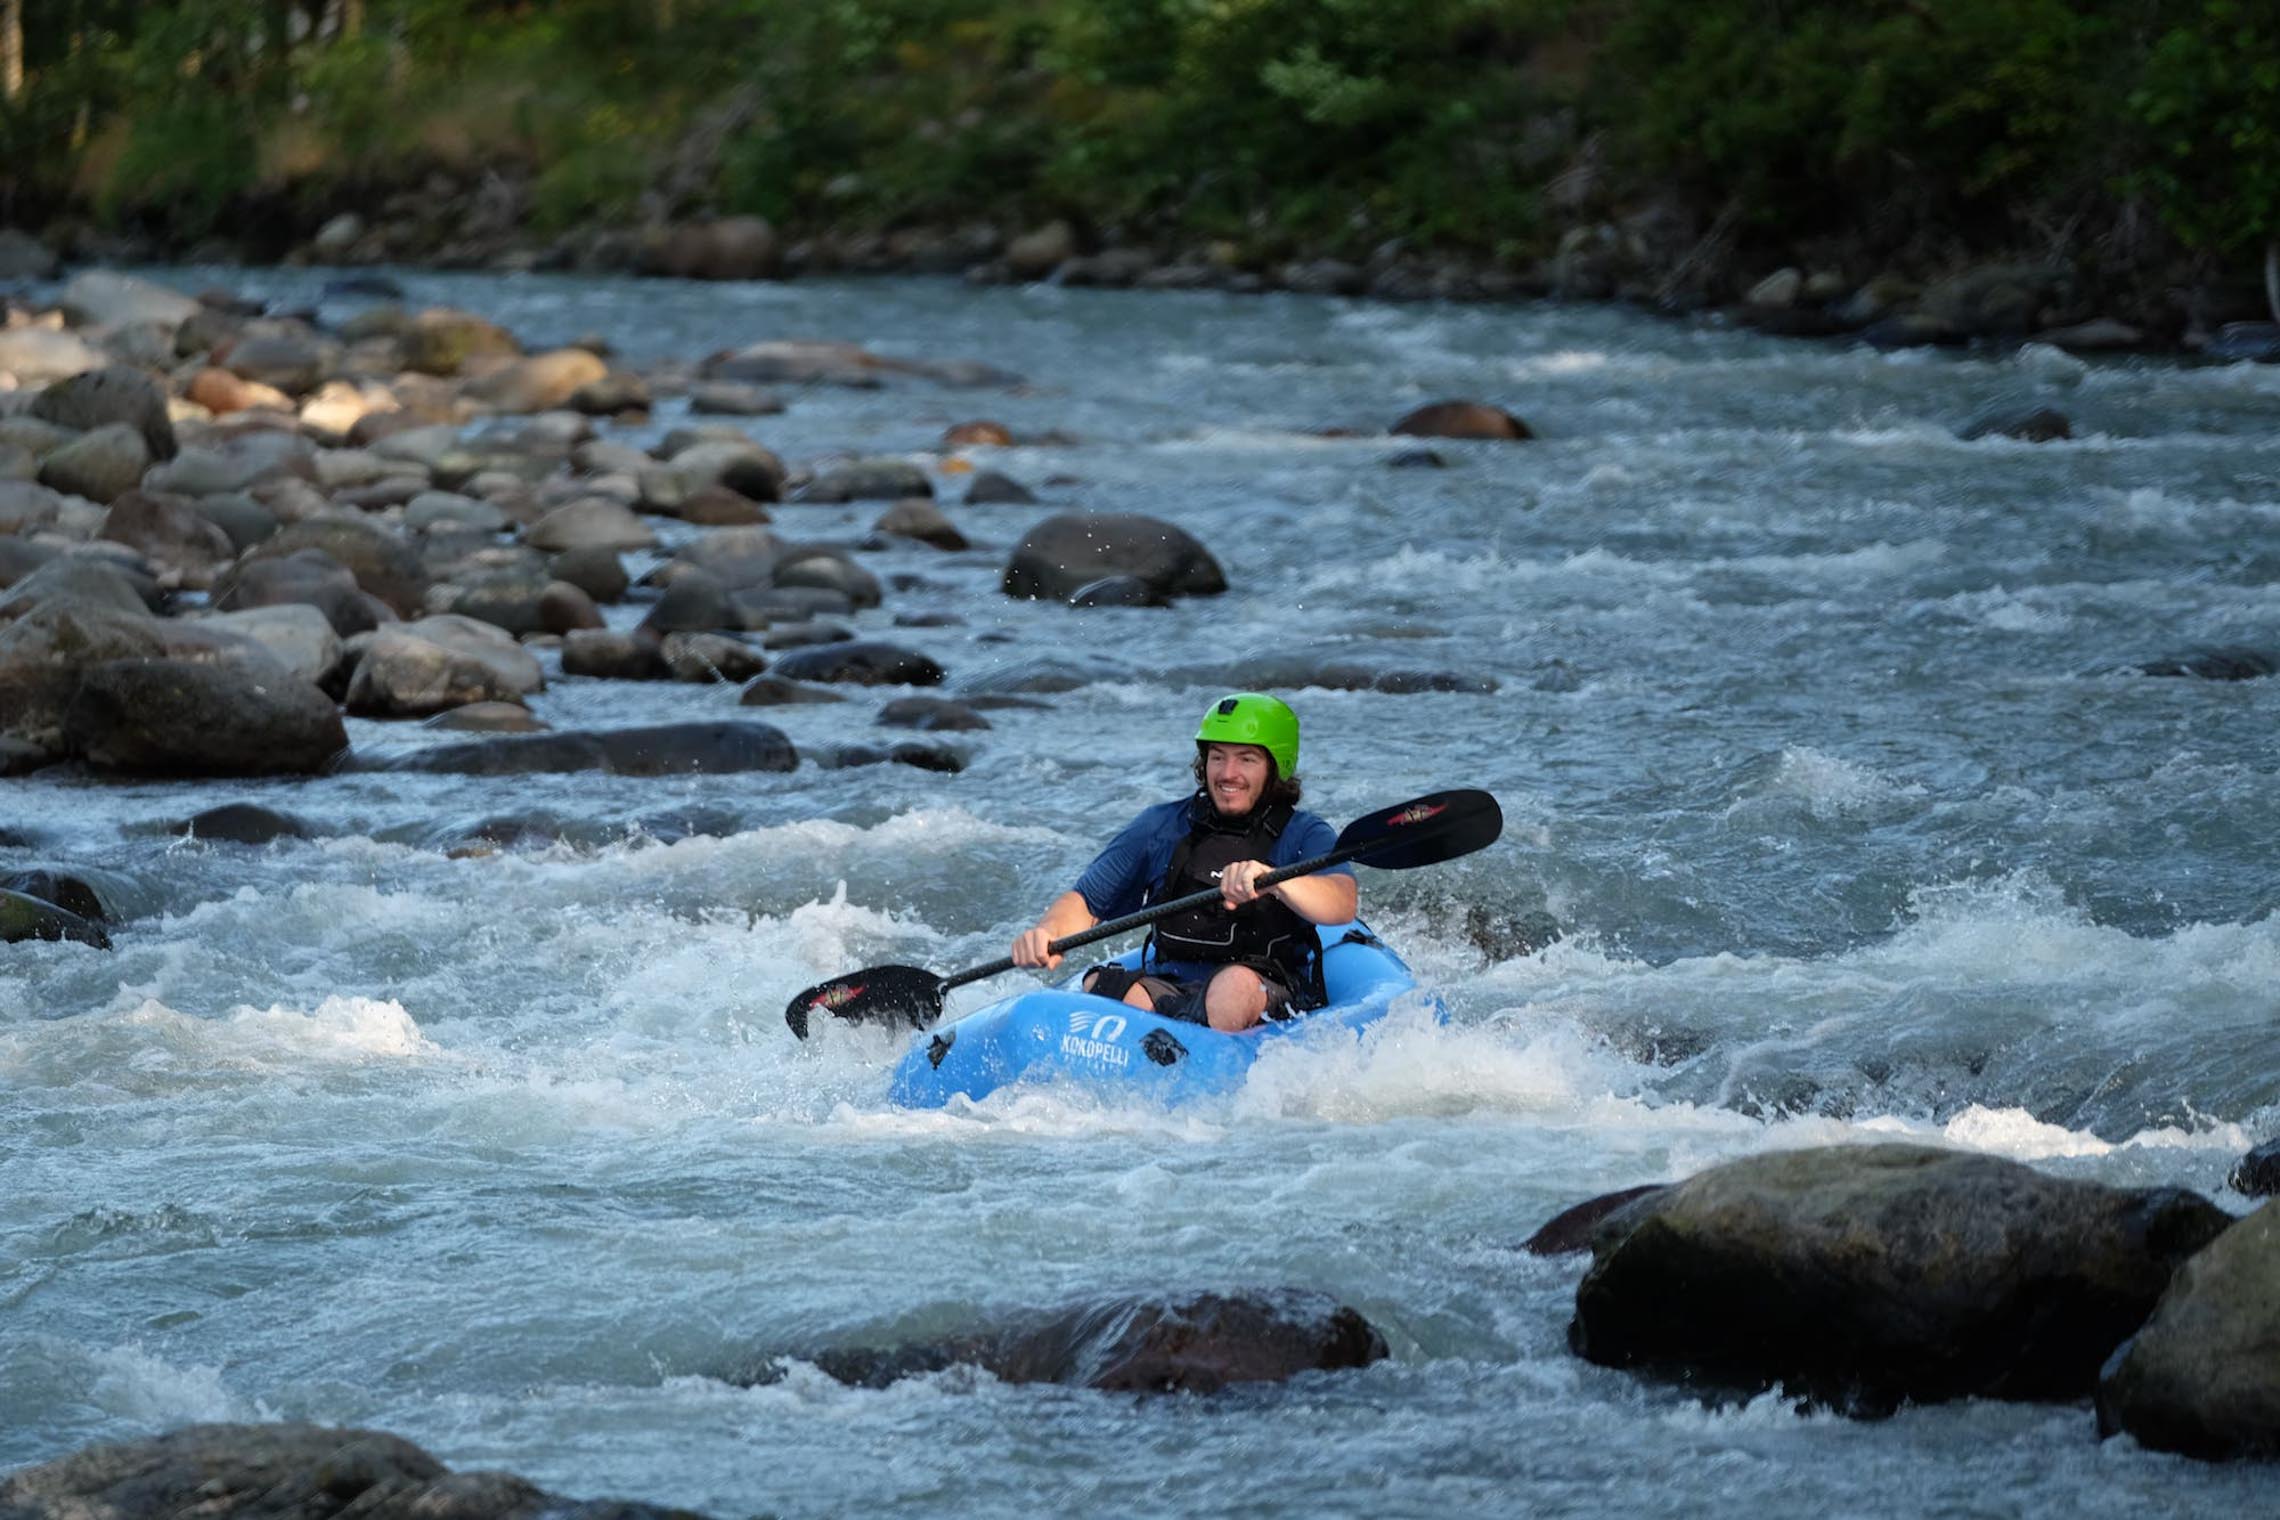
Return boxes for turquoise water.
[4,270,2277,1515]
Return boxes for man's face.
[1203,742,1272,817]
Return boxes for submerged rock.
[2233,1139,2280,1198]
[1569,1143,2231,1411]
[0,1422,710,1520]
[379,721,796,776]
[1002,512,1226,603]
[2138,647,2278,681]
[64,658,348,777]
[771,640,944,686]
[173,802,312,844]
[1523,1185,1668,1256]
[0,870,110,924]
[763,1290,1386,1394]
[0,887,111,949]
[1390,400,1533,441]
[2097,1202,2280,1460]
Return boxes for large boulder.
[239,519,429,617]
[344,615,544,717]
[213,549,387,637]
[379,721,797,776]
[787,1290,1386,1394]
[97,490,238,589]
[37,422,150,505]
[2097,1203,2280,1460]
[1002,512,1227,602]
[0,1422,707,1520]
[30,366,179,461]
[770,640,943,686]
[64,656,347,776]
[1391,400,1534,441]
[0,887,112,949]
[464,349,610,414]
[1569,1143,2232,1411]
[194,604,344,688]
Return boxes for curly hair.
[1192,744,1303,808]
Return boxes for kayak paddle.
[785,787,1501,1038]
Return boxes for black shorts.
[1082,964,1299,1024]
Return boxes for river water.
[5,271,2278,1516]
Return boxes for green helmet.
[1195,692,1299,778]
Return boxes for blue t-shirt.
[1072,795,1350,924]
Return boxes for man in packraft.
[1009,693,1358,1031]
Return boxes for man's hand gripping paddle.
[784,788,1502,1039]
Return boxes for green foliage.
[2130,0,2280,256]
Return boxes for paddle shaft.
[938,841,1372,995]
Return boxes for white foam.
[86,1344,262,1426]
[1745,747,1926,820]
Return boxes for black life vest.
[1143,797,1325,1007]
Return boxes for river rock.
[642,216,779,280]
[214,549,387,638]
[537,580,603,634]
[1522,1185,1670,1255]
[877,696,990,731]
[660,526,783,593]
[943,420,1014,447]
[175,802,312,844]
[0,480,65,537]
[0,554,159,622]
[400,308,521,376]
[0,329,107,386]
[770,640,943,686]
[344,615,544,717]
[147,433,318,496]
[2233,1139,2280,1197]
[405,490,509,534]
[1068,575,1165,608]
[688,380,784,416]
[2096,1202,2280,1460]
[1002,512,1227,602]
[188,367,293,416]
[188,492,279,552]
[0,869,108,924]
[0,887,111,949]
[425,701,545,733]
[560,628,668,680]
[192,604,344,688]
[58,271,200,331]
[241,519,428,616]
[872,498,967,550]
[963,469,1036,505]
[640,569,735,635]
[96,491,236,589]
[2138,647,2277,681]
[221,329,335,396]
[2203,322,2280,363]
[676,484,770,526]
[465,349,610,414]
[639,440,785,509]
[792,1289,1386,1394]
[1005,221,1076,281]
[31,366,179,462]
[2036,318,2145,353]
[522,497,655,553]
[802,458,932,503]
[1570,1143,2233,1411]
[760,620,853,649]
[1921,264,2072,336]
[739,675,844,706]
[0,1422,709,1520]
[1391,400,1533,440]
[1960,406,2071,443]
[426,570,554,637]
[65,656,347,776]
[660,632,768,682]
[567,371,653,416]
[549,546,627,603]
[38,423,150,506]
[775,547,882,607]
[382,721,797,775]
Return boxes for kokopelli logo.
[1068,1010,1129,1042]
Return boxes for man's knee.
[1204,967,1267,1031]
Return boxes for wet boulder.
[2097,1202,2280,1460]
[549,547,628,604]
[1960,406,2072,443]
[174,802,312,844]
[2234,1139,2280,1198]
[38,423,150,506]
[738,675,844,706]
[192,605,345,688]
[660,632,768,683]
[213,549,389,639]
[560,628,669,680]
[1569,1143,2233,1411]
[639,441,785,511]
[1002,512,1226,602]
[964,469,1037,505]
[877,696,990,732]
[657,526,783,595]
[0,870,109,924]
[674,484,771,527]
[872,498,967,550]
[381,721,797,776]
[64,657,348,776]
[98,490,237,589]
[640,570,736,635]
[802,458,932,503]
[0,1421,709,1520]
[2138,647,2278,681]
[1522,1185,1669,1256]
[344,615,544,717]
[687,381,784,416]
[790,1290,1386,1394]
[0,887,111,949]
[239,519,429,618]
[1068,575,1165,609]
[30,366,179,461]
[425,701,546,733]
[771,640,943,687]
[1391,400,1534,441]
[774,546,882,608]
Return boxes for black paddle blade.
[784,964,944,1039]
[1335,789,1503,870]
